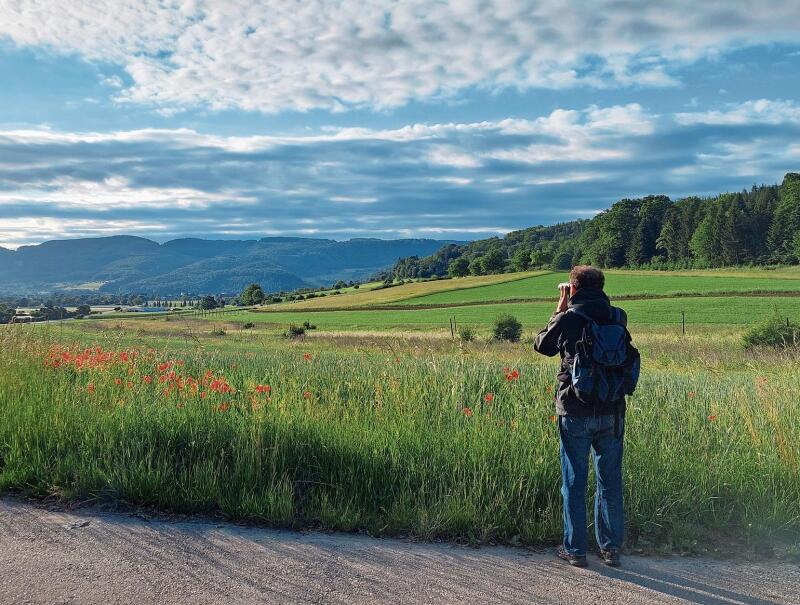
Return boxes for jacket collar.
[568,287,612,320]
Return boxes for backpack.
[567,308,640,405]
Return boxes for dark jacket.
[533,287,628,417]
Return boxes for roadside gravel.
[1,498,797,605]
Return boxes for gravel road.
[1,498,797,605]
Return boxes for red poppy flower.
[303,353,312,361]
[303,390,312,399]
[255,384,271,394]
[708,414,717,421]
[126,381,134,389]
[688,391,695,399]
[114,378,122,385]
[484,393,494,402]
[86,383,95,394]
[463,407,473,417]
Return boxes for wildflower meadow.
[0,323,798,551]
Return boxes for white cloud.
[330,196,378,204]
[0,176,255,210]
[427,145,482,169]
[1,100,798,247]
[1,1,799,113]
[0,217,169,249]
[675,99,800,125]
[488,104,654,164]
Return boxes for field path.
[1,498,797,605]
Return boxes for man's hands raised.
[556,284,570,314]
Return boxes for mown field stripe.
[251,289,800,313]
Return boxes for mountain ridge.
[0,236,457,295]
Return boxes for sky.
[1,1,800,249]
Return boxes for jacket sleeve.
[533,312,565,357]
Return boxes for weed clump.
[743,309,800,348]
[285,324,306,339]
[493,314,522,342]
[458,325,476,342]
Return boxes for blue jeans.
[559,414,624,555]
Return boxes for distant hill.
[384,173,800,280]
[0,236,456,295]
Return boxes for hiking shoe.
[598,549,621,567]
[556,546,588,567]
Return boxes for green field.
[398,271,800,306]
[2,267,799,553]
[271,271,546,310]
[232,268,800,335]
[235,296,798,332]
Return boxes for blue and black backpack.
[567,308,640,405]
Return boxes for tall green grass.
[0,328,798,549]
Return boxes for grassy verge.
[1,325,798,551]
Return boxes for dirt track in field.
[1,498,798,605]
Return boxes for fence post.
[681,310,685,336]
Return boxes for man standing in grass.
[534,265,637,568]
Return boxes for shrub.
[302,320,317,330]
[240,283,265,306]
[199,295,219,310]
[285,324,306,339]
[492,314,522,342]
[743,309,800,348]
[210,327,226,336]
[458,325,476,342]
[242,322,255,329]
